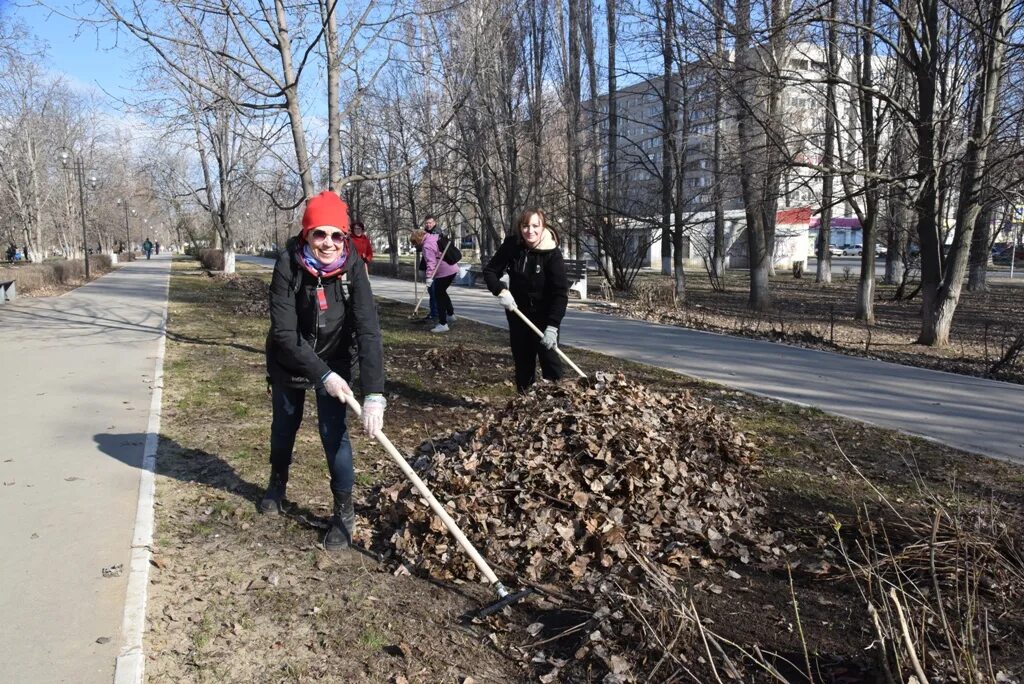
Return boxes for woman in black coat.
[263,190,386,551]
[483,208,569,392]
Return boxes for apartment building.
[584,42,863,268]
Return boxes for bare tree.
[733,0,792,311]
[918,0,1015,344]
[815,0,839,284]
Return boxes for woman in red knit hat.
[263,190,386,552]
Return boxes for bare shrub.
[633,279,677,310]
[989,331,1024,377]
[0,257,111,294]
[0,265,49,294]
[52,260,84,283]
[198,249,225,271]
[830,439,1024,683]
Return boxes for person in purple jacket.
[410,228,458,333]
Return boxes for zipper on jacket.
[312,276,323,353]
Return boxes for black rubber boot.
[324,490,355,551]
[259,469,288,514]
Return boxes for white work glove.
[541,326,558,350]
[322,372,353,399]
[362,394,386,437]
[425,277,434,288]
[497,289,517,311]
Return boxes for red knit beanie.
[301,191,350,238]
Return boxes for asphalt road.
[242,255,1024,463]
[0,256,169,683]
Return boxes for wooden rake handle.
[510,306,587,379]
[342,394,508,595]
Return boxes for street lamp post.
[116,199,136,254]
[59,148,98,279]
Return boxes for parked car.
[828,245,844,257]
[875,245,887,258]
[842,243,863,256]
[992,245,1024,264]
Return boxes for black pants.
[434,274,455,324]
[269,384,354,495]
[507,310,563,392]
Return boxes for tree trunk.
[581,0,600,256]
[734,0,779,311]
[673,120,687,300]
[711,0,726,287]
[816,0,838,284]
[661,0,676,280]
[606,0,618,230]
[527,0,546,202]
[274,0,314,198]
[967,201,993,291]
[321,0,342,189]
[885,193,910,285]
[854,0,879,323]
[919,0,1009,345]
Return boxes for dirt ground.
[146,261,1024,683]
[585,268,1024,385]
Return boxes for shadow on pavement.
[92,433,327,532]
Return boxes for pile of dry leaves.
[369,373,787,679]
[223,276,270,316]
[418,344,486,372]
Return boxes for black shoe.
[324,490,355,551]
[259,470,288,514]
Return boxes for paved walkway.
[0,256,169,683]
[347,268,1022,465]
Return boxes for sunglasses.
[310,229,346,245]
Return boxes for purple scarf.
[298,242,347,278]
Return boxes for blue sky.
[6,0,136,101]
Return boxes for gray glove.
[541,326,558,350]
[497,289,517,311]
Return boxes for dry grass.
[146,260,1024,683]
[591,270,1024,383]
[0,255,114,295]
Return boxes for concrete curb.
[113,269,169,684]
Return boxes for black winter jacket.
[266,236,385,393]
[483,229,568,328]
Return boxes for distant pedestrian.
[350,221,373,267]
[143,238,153,260]
[155,241,161,255]
[483,208,568,392]
[410,227,457,333]
[5,243,14,262]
